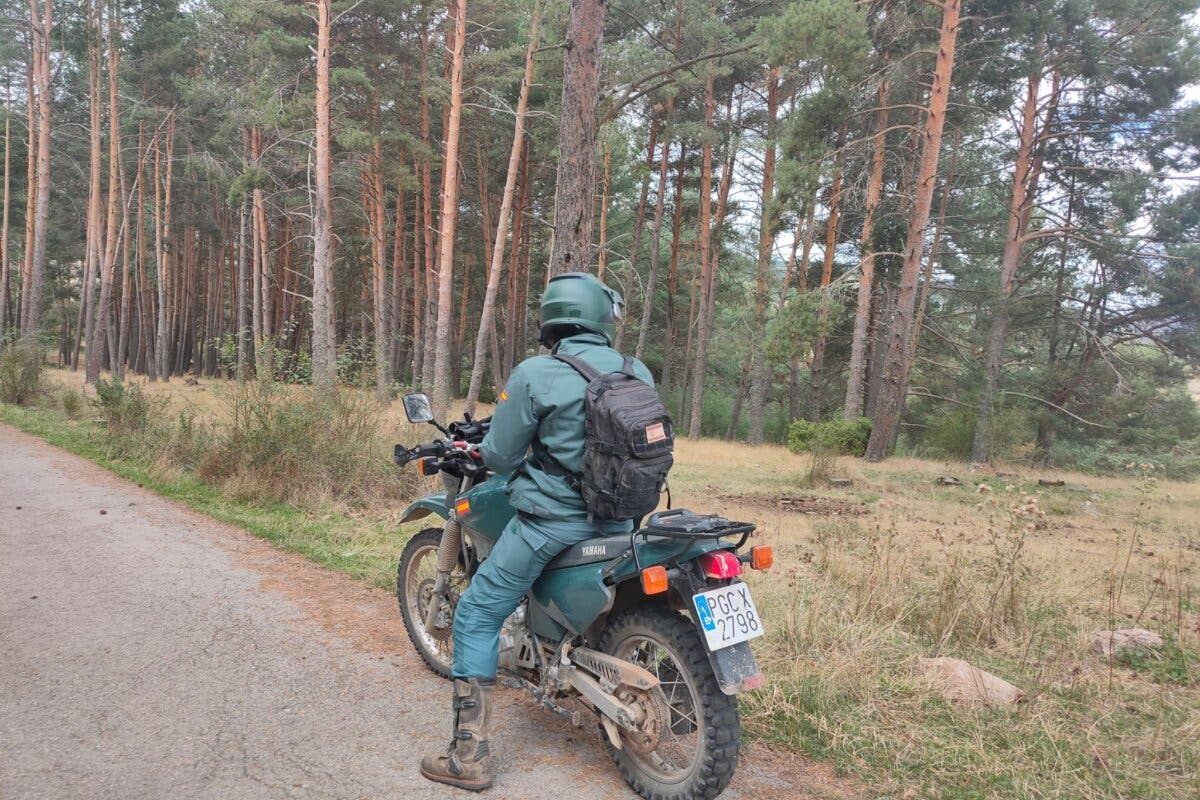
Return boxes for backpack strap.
[552,353,603,382]
[620,356,637,378]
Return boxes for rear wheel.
[396,527,468,679]
[599,607,740,800]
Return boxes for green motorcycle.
[393,392,770,800]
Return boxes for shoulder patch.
[499,390,508,402]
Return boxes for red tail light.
[698,550,742,579]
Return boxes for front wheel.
[396,527,468,679]
[599,607,740,800]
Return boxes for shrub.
[92,378,162,444]
[0,341,44,405]
[918,406,1034,461]
[787,416,872,456]
[1045,438,1200,481]
[60,387,84,418]
[921,407,976,459]
[803,447,838,485]
[204,382,413,507]
[157,409,210,470]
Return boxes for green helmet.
[538,272,624,346]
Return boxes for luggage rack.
[605,509,756,576]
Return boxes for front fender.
[400,494,451,524]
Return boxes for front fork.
[424,515,463,636]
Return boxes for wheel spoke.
[613,632,703,783]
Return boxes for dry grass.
[35,370,1200,797]
[670,438,1199,797]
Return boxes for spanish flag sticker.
[499,390,508,402]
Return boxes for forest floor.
[4,366,1198,799]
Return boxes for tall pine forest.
[2,0,1199,472]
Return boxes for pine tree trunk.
[678,260,698,421]
[618,113,658,351]
[725,350,752,440]
[252,129,273,373]
[23,0,52,338]
[788,197,819,422]
[633,10,682,359]
[418,29,437,387]
[971,67,1055,462]
[76,14,103,372]
[429,0,467,415]
[547,0,605,277]
[807,121,847,421]
[503,143,529,375]
[87,1,123,382]
[659,148,686,393]
[158,113,176,380]
[153,131,166,380]
[865,284,892,417]
[18,62,35,334]
[844,71,890,420]
[1038,162,1078,453]
[596,141,611,280]
[368,136,389,399]
[779,204,805,305]
[390,186,406,378]
[634,116,674,361]
[311,0,338,389]
[686,78,717,438]
[472,141,502,383]
[410,153,426,382]
[116,109,134,379]
[908,172,951,370]
[746,68,780,445]
[465,11,538,414]
[135,123,156,378]
[0,77,10,337]
[235,200,249,380]
[864,0,961,461]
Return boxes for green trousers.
[451,513,631,679]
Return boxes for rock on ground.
[1091,628,1163,657]
[919,657,1023,706]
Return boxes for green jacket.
[479,333,655,521]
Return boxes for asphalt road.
[0,423,844,800]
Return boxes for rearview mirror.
[402,393,435,424]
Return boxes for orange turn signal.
[640,565,669,595]
[749,545,773,571]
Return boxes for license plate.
[692,583,764,651]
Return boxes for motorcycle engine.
[497,603,537,672]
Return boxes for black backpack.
[550,353,674,521]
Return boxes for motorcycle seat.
[545,534,633,570]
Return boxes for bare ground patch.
[715,488,869,517]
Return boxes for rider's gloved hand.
[451,440,483,465]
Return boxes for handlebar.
[393,414,492,477]
[447,415,490,444]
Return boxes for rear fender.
[671,562,765,696]
[400,494,451,524]
[595,558,765,696]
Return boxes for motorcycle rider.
[420,271,655,792]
